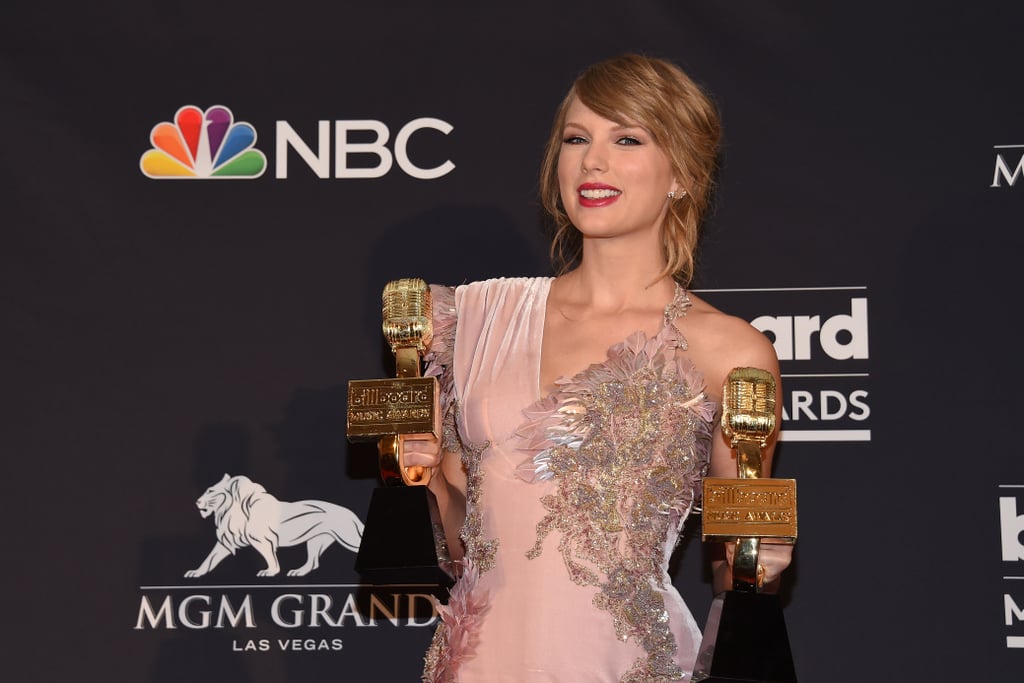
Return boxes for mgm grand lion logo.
[185,474,364,578]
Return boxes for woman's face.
[557,97,678,245]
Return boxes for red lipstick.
[577,182,622,208]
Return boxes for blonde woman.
[405,53,791,683]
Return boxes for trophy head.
[382,278,433,354]
[721,367,777,448]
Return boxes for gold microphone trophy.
[346,278,453,587]
[693,367,798,682]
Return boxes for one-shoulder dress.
[422,277,717,683]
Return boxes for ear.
[673,167,695,197]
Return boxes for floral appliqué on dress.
[422,282,715,683]
[515,292,717,682]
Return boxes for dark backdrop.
[3,2,1023,681]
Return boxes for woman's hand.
[400,432,443,469]
[722,540,794,591]
[398,402,445,470]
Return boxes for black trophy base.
[354,485,454,589]
[692,590,797,682]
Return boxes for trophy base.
[692,591,797,682]
[354,485,455,589]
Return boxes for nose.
[580,143,605,174]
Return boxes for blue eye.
[562,135,588,145]
[616,136,641,146]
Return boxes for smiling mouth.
[579,188,621,199]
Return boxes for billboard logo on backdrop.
[140,105,267,179]
[752,297,868,362]
[185,474,363,578]
[999,486,1024,649]
[695,287,871,443]
[991,145,1024,187]
[1001,493,1024,562]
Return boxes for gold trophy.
[693,367,798,682]
[346,278,453,587]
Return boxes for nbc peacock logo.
[140,105,267,179]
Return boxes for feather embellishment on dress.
[423,559,490,683]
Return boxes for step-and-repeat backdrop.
[4,2,1023,681]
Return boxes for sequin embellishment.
[515,287,717,682]
[421,285,498,682]
[424,285,498,572]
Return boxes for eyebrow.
[562,121,646,133]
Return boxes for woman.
[404,53,792,683]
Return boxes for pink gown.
[422,277,717,683]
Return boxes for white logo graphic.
[185,474,364,578]
[275,117,455,179]
[1001,494,1024,562]
[752,297,869,362]
[992,145,1024,187]
[695,287,871,443]
[999,487,1024,649]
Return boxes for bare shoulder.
[681,292,779,396]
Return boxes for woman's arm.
[701,316,792,594]
[403,433,468,563]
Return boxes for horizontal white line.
[1008,636,1024,648]
[779,430,871,442]
[139,583,436,590]
[999,485,1024,488]
[1004,576,1024,580]
[994,144,1024,149]
[693,286,867,293]
[781,373,870,378]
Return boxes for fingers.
[399,433,442,468]
[754,543,793,586]
[721,540,792,587]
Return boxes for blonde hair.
[539,53,722,286]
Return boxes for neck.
[561,237,673,308]
[556,269,675,317]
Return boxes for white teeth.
[579,188,621,199]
